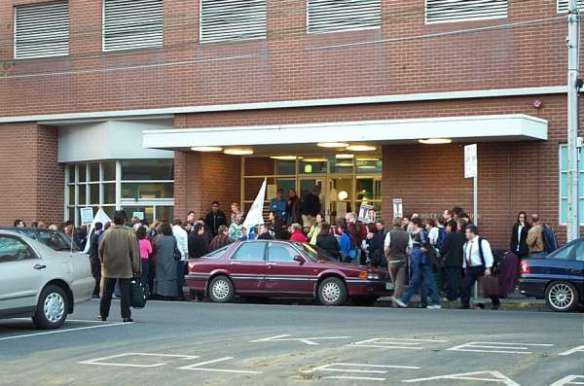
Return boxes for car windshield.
[297,243,335,262]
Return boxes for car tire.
[317,277,347,306]
[353,297,378,307]
[32,285,68,330]
[208,276,235,303]
[545,281,579,312]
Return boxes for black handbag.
[129,278,147,308]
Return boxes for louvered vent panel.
[557,0,584,13]
[426,0,507,24]
[103,0,163,51]
[200,0,267,43]
[307,0,381,33]
[15,1,69,59]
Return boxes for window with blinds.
[557,0,584,13]
[307,0,381,34]
[200,0,267,43]
[14,2,69,60]
[103,0,164,52]
[425,0,508,24]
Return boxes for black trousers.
[461,267,500,308]
[444,266,462,301]
[100,278,131,319]
[89,257,101,296]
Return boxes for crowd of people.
[11,194,559,319]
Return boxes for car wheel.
[317,277,347,306]
[32,285,68,330]
[353,297,378,307]
[208,276,235,303]
[545,281,579,312]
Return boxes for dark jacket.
[188,233,209,258]
[204,210,227,237]
[440,231,465,267]
[510,223,530,257]
[209,234,231,251]
[301,193,321,216]
[88,230,101,260]
[257,232,274,240]
[98,225,140,279]
[316,234,341,259]
[286,196,301,225]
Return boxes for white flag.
[82,207,112,254]
[243,178,267,232]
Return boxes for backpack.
[542,224,558,253]
[436,227,447,250]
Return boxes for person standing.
[257,224,274,240]
[88,222,104,298]
[384,218,412,303]
[526,214,545,258]
[269,189,288,225]
[510,211,530,259]
[229,202,242,225]
[204,201,227,237]
[316,223,341,259]
[460,224,500,310]
[152,223,179,300]
[136,226,152,295]
[228,213,244,242]
[188,223,209,259]
[289,223,308,242]
[172,219,189,300]
[98,211,139,322]
[301,187,322,228]
[286,189,301,226]
[307,213,324,245]
[439,220,465,301]
[338,222,355,263]
[395,218,441,309]
[209,225,232,250]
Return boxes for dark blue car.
[518,239,584,312]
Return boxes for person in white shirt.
[172,219,189,300]
[460,224,500,310]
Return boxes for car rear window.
[203,245,229,259]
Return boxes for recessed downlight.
[346,144,376,151]
[336,154,354,159]
[270,155,297,160]
[317,142,348,148]
[224,147,254,155]
[191,146,223,152]
[418,138,452,145]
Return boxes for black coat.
[204,210,227,237]
[439,231,465,267]
[510,223,530,257]
[316,234,341,259]
[188,233,209,259]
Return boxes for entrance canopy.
[143,114,547,152]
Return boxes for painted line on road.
[348,337,448,350]
[178,356,262,374]
[0,322,132,342]
[250,334,351,345]
[8,318,106,324]
[79,353,200,368]
[550,375,584,386]
[446,341,554,355]
[322,375,386,381]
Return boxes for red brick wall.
[0,0,579,117]
[0,123,64,226]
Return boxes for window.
[425,0,507,24]
[204,245,230,259]
[558,145,584,225]
[268,243,295,262]
[103,0,163,52]
[231,242,266,261]
[549,242,576,260]
[200,0,267,43]
[307,0,381,34]
[14,1,69,59]
[557,0,584,13]
[0,236,36,263]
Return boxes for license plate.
[385,282,394,291]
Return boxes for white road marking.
[550,375,584,386]
[349,337,448,350]
[323,375,386,381]
[559,346,584,356]
[79,353,200,368]
[446,341,554,354]
[403,370,520,385]
[0,322,131,342]
[8,318,104,324]
[302,362,420,382]
[250,334,351,345]
[178,356,262,374]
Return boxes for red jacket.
[289,230,308,243]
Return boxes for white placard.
[132,211,145,221]
[80,207,94,226]
[392,198,403,219]
[464,144,477,179]
[358,204,375,223]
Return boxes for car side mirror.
[293,255,306,265]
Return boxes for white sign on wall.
[464,144,477,179]
[392,198,403,219]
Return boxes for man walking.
[98,210,140,322]
[384,218,411,302]
[460,224,500,310]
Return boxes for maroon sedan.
[186,240,390,306]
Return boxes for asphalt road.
[0,300,582,386]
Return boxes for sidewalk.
[377,294,547,311]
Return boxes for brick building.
[0,0,582,247]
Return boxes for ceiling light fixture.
[346,144,376,152]
[317,142,348,148]
[336,162,354,167]
[270,155,297,160]
[224,147,254,156]
[191,146,223,152]
[418,138,452,145]
[303,158,327,163]
[336,154,354,159]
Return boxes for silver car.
[0,230,95,329]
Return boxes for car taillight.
[520,261,530,274]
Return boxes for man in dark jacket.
[300,187,322,228]
[439,220,465,301]
[88,222,103,298]
[204,201,227,237]
[98,211,139,322]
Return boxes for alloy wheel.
[548,283,575,311]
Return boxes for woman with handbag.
[136,226,152,296]
[152,223,179,300]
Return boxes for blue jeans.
[401,249,440,306]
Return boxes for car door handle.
[33,264,46,270]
